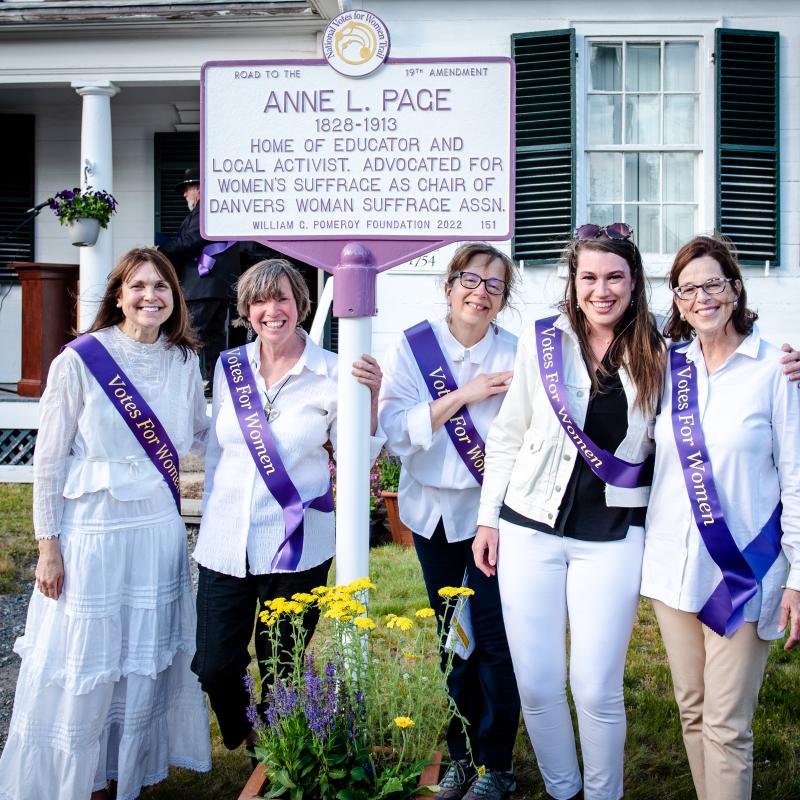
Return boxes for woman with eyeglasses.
[640,235,799,800]
[379,243,521,800]
[472,223,664,800]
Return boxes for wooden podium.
[12,262,79,397]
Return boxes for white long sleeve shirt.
[33,326,208,538]
[194,334,384,577]
[641,326,800,640]
[379,319,517,542]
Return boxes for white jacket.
[477,314,655,529]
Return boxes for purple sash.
[66,334,181,509]
[404,321,487,485]
[670,346,783,637]
[219,345,333,571]
[197,241,236,276]
[534,316,652,488]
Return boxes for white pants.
[497,520,645,800]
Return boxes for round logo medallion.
[322,10,390,77]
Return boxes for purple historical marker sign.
[200,52,514,314]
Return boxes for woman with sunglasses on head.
[640,235,799,800]
[473,223,664,800]
[379,243,521,800]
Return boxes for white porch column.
[72,81,119,329]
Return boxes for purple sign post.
[201,9,514,583]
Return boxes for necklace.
[263,375,293,422]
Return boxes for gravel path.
[0,581,32,749]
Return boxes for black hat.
[175,167,200,193]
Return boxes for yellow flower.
[438,586,475,598]
[415,607,435,619]
[311,586,332,596]
[292,592,316,604]
[402,651,420,660]
[353,617,376,630]
[282,600,305,615]
[346,577,377,592]
[477,765,486,778]
[387,616,413,631]
[394,716,415,729]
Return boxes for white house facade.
[0,0,797,478]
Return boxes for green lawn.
[1,486,798,798]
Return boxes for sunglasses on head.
[575,223,634,242]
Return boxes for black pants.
[191,559,332,749]
[413,521,520,770]
[187,298,229,385]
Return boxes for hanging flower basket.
[50,186,118,247]
[65,217,101,247]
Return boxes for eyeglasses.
[575,223,634,241]
[453,271,507,296]
[672,277,734,301]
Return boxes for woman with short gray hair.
[191,258,384,754]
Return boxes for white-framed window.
[584,39,700,255]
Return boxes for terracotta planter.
[380,491,413,547]
[66,217,100,246]
[238,751,442,800]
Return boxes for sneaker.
[462,769,517,800]
[436,759,477,800]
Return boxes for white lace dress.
[0,326,212,800]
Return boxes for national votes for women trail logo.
[323,10,390,77]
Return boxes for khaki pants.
[652,600,770,800]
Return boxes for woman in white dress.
[0,247,211,800]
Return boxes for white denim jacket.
[477,314,655,529]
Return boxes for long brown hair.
[560,236,665,415]
[85,247,197,359]
[664,234,756,342]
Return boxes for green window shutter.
[716,29,779,265]
[153,131,200,237]
[512,29,575,264]
[0,114,35,280]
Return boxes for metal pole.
[333,243,377,586]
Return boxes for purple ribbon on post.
[534,315,652,488]
[669,346,783,637]
[219,345,333,571]
[66,334,181,510]
[404,320,486,486]
[197,241,236,276]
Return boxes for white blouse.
[194,333,384,577]
[33,325,209,539]
[379,319,517,542]
[641,326,800,640]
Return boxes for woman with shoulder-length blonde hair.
[641,234,800,800]
[473,224,665,800]
[191,258,384,756]
[0,247,211,800]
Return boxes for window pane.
[664,42,697,91]
[663,153,695,202]
[591,44,622,90]
[588,204,622,226]
[588,153,622,201]
[626,204,660,252]
[626,44,660,91]
[588,95,622,144]
[664,205,695,252]
[664,95,698,144]
[625,153,659,202]
[625,95,660,144]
